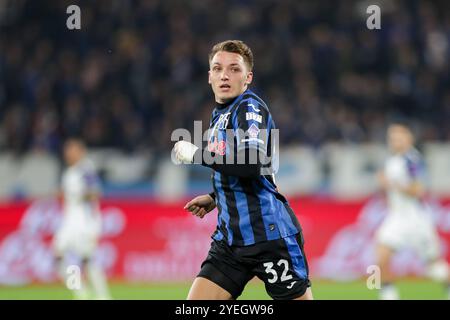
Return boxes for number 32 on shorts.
[263,259,293,284]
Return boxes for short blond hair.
[209,40,254,71]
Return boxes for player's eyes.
[212,66,221,72]
[231,67,240,72]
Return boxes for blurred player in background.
[173,40,312,300]
[52,138,110,300]
[375,123,450,300]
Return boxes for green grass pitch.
[0,279,447,300]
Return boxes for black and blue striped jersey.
[207,89,302,246]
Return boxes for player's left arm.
[232,99,270,159]
[84,191,101,202]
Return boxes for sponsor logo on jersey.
[287,281,297,289]
[216,113,230,130]
[241,138,264,144]
[248,103,260,112]
[246,112,262,123]
[207,113,230,156]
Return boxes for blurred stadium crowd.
[0,0,449,156]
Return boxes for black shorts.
[197,232,311,300]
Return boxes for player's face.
[387,125,413,153]
[208,51,253,103]
[63,141,86,166]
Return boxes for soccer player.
[52,138,111,300]
[375,123,450,300]
[172,40,312,300]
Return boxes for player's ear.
[208,70,212,84]
[245,71,253,85]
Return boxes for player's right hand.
[173,140,199,164]
[183,194,216,219]
[377,171,390,190]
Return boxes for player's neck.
[215,96,238,109]
[394,147,412,156]
[215,88,249,109]
[68,158,84,168]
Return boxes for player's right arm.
[377,171,389,191]
[173,99,270,178]
[395,180,425,198]
[378,155,426,198]
[184,193,216,219]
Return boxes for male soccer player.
[375,123,450,300]
[52,138,110,300]
[173,40,312,300]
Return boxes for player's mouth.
[219,84,231,91]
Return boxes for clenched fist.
[184,194,216,219]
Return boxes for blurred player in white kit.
[376,123,450,300]
[52,138,111,300]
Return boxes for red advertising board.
[0,197,449,284]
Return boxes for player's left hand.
[173,141,199,164]
[184,194,216,219]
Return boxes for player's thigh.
[376,217,406,252]
[187,277,233,300]
[75,233,98,258]
[416,227,441,261]
[292,287,313,300]
[194,240,253,299]
[52,227,72,256]
[253,233,311,300]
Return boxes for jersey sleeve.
[232,98,270,155]
[405,152,426,183]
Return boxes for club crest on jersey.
[245,112,262,123]
[247,123,260,138]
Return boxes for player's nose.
[220,70,230,80]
